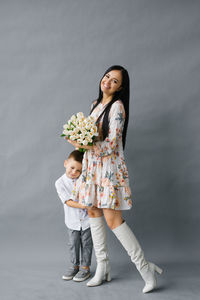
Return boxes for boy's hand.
[86,205,97,210]
[82,205,96,210]
[81,204,87,209]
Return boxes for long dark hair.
[90,65,130,149]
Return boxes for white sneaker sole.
[62,275,73,280]
[73,273,91,282]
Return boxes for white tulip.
[63,129,68,135]
[69,130,75,135]
[73,128,79,134]
[70,135,77,141]
[84,135,90,142]
[77,112,85,120]
[85,123,92,130]
[82,140,88,145]
[79,133,85,140]
[86,131,91,138]
[77,138,82,144]
[81,129,87,136]
[82,119,87,126]
[71,115,77,122]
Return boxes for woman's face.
[100,70,122,96]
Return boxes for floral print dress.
[71,100,132,210]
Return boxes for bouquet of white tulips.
[61,112,99,152]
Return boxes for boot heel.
[106,272,111,282]
[155,265,163,275]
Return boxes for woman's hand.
[65,137,94,150]
[65,137,81,148]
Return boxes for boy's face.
[64,158,82,179]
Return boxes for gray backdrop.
[0,1,200,300]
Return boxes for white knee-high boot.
[112,222,163,293]
[87,216,111,287]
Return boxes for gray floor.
[1,248,200,300]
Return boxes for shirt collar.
[63,173,77,184]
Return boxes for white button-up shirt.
[55,173,90,231]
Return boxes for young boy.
[55,150,93,282]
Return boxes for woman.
[67,65,163,293]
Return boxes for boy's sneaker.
[62,267,79,280]
[73,268,91,282]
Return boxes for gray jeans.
[67,227,93,267]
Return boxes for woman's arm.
[93,100,125,157]
[65,100,125,155]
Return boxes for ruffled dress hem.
[72,181,132,210]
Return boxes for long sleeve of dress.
[93,100,125,157]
